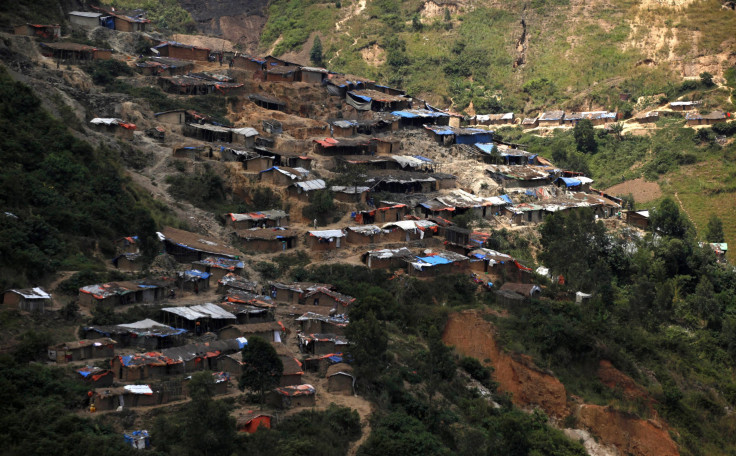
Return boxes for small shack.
[40,42,112,61]
[302,287,355,312]
[269,384,316,408]
[538,110,565,127]
[68,11,103,30]
[14,23,61,39]
[159,226,243,263]
[237,413,272,433]
[326,363,355,395]
[236,228,299,253]
[306,230,346,251]
[362,248,414,269]
[219,321,286,342]
[89,118,136,139]
[161,303,238,333]
[48,338,116,363]
[76,366,114,387]
[625,210,650,229]
[191,257,245,282]
[226,210,289,230]
[154,41,210,61]
[2,287,51,312]
[499,282,542,300]
[249,93,287,111]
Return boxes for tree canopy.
[238,336,283,403]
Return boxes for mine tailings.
[442,310,679,456]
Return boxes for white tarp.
[11,287,51,299]
[90,118,122,126]
[391,155,425,168]
[231,127,259,137]
[161,303,236,321]
[124,385,153,395]
[295,179,326,191]
[309,230,345,238]
[118,319,168,330]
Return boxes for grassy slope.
[260,0,735,113]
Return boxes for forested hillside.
[0,67,170,289]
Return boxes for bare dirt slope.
[443,310,680,456]
[605,178,663,204]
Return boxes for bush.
[712,121,736,136]
[254,261,280,280]
[83,59,133,86]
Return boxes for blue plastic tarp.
[456,132,494,144]
[413,155,433,162]
[475,143,496,154]
[349,92,372,102]
[558,177,581,187]
[328,355,343,363]
[417,256,452,265]
[391,110,418,118]
[121,355,134,366]
[183,270,210,279]
[500,194,513,204]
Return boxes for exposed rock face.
[442,310,569,419]
[578,405,679,456]
[177,0,268,53]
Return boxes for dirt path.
[673,191,697,230]
[335,0,367,31]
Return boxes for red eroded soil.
[578,405,679,456]
[442,310,569,418]
[443,311,681,456]
[597,360,652,403]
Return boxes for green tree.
[345,311,388,385]
[411,14,422,31]
[573,119,597,153]
[705,214,725,243]
[310,36,323,67]
[154,371,237,456]
[649,197,693,239]
[423,326,456,402]
[609,122,624,141]
[539,209,612,292]
[239,336,283,404]
[700,71,714,87]
[302,189,336,226]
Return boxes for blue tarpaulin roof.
[328,355,343,363]
[182,269,210,279]
[558,177,582,187]
[348,91,372,102]
[500,194,513,204]
[417,256,452,265]
[476,143,496,154]
[413,155,433,162]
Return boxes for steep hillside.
[211,0,736,113]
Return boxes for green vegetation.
[0,67,172,289]
[260,0,337,55]
[108,0,196,32]
[165,164,227,209]
[302,189,337,225]
[0,346,137,454]
[495,203,736,455]
[238,336,284,403]
[239,404,361,456]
